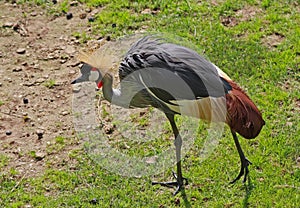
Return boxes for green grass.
[1,0,300,207]
[43,79,56,88]
[46,136,68,154]
[0,154,9,169]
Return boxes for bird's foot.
[230,157,252,184]
[152,171,188,196]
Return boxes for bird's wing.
[137,71,227,122]
[119,36,231,104]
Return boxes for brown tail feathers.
[226,81,265,139]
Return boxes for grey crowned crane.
[72,35,265,195]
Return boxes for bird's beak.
[71,75,87,84]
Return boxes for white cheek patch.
[89,71,99,81]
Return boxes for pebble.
[35,78,45,83]
[6,130,12,136]
[61,111,69,116]
[141,8,152,14]
[66,12,73,20]
[22,132,30,137]
[69,70,76,75]
[13,67,23,72]
[23,82,35,87]
[16,48,26,54]
[43,74,49,79]
[79,13,87,19]
[23,116,30,122]
[60,59,67,64]
[145,156,158,164]
[47,54,55,60]
[104,124,114,134]
[3,22,14,27]
[30,12,37,16]
[91,9,99,16]
[65,45,76,54]
[70,1,78,6]
[5,77,12,82]
[23,98,29,104]
[34,152,45,161]
[72,85,81,93]
[12,23,20,31]
[36,129,44,139]
[88,16,94,22]
[89,198,98,205]
[174,198,180,205]
[33,64,40,69]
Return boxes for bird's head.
[71,49,117,89]
[71,63,103,88]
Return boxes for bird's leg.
[152,113,188,195]
[230,130,252,184]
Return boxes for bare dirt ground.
[0,2,101,177]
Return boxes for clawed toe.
[152,171,188,195]
[152,181,184,196]
[230,158,252,184]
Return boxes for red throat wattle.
[97,81,103,89]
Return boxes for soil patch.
[0,2,100,177]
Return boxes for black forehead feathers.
[80,63,93,74]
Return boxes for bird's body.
[72,35,265,195]
[101,36,264,138]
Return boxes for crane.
[71,35,265,195]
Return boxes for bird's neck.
[101,73,115,102]
[101,74,127,107]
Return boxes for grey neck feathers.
[102,74,129,108]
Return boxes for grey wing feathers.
[118,36,228,103]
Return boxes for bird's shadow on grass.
[179,180,254,208]
[179,175,255,208]
[242,178,254,208]
[180,188,192,208]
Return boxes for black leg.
[230,130,252,184]
[152,113,188,195]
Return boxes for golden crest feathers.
[76,34,147,76]
[78,44,119,74]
